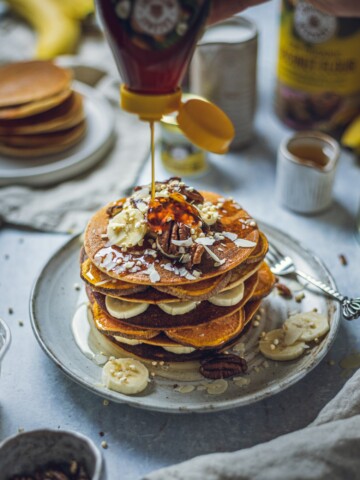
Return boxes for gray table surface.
[1,2,360,479]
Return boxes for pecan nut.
[200,354,248,379]
[276,283,292,298]
[106,201,123,218]
[157,221,191,258]
[186,243,204,269]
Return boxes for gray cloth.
[143,369,360,480]
[0,25,149,233]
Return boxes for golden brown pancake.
[154,270,232,301]
[0,61,72,108]
[0,92,84,135]
[84,192,259,286]
[106,312,250,362]
[0,89,72,120]
[165,309,245,348]
[0,121,86,157]
[92,302,160,339]
[244,232,269,264]
[251,262,276,301]
[81,255,149,297]
[91,272,258,330]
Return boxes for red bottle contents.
[96,0,210,94]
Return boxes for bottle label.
[277,0,360,95]
[113,0,204,50]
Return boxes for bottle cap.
[177,99,234,154]
[121,85,182,121]
[121,85,235,153]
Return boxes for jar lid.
[177,99,234,154]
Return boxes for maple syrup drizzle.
[148,193,201,233]
[150,121,156,200]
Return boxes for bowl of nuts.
[0,429,105,480]
[0,317,11,375]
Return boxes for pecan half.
[276,283,292,298]
[157,221,191,258]
[106,201,123,218]
[186,243,205,269]
[200,354,248,379]
[179,185,204,204]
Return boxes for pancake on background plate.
[81,178,275,371]
[0,60,86,157]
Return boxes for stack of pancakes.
[81,179,275,364]
[0,60,86,157]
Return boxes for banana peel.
[342,115,360,156]
[6,0,81,59]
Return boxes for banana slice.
[158,301,198,315]
[113,335,143,346]
[163,345,196,354]
[197,204,219,226]
[107,207,148,248]
[105,296,149,319]
[259,329,307,361]
[208,283,244,307]
[285,312,329,342]
[102,357,149,395]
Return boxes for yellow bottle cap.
[177,99,235,154]
[121,84,182,121]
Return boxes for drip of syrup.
[147,192,201,233]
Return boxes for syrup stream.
[150,121,155,199]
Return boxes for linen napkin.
[0,24,150,234]
[143,368,360,480]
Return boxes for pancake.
[107,313,251,362]
[84,192,259,286]
[91,272,258,330]
[165,309,245,348]
[0,121,86,148]
[251,262,276,301]
[222,260,262,291]
[244,232,269,265]
[0,61,72,108]
[0,121,86,157]
[0,89,72,120]
[0,92,84,135]
[154,270,232,301]
[92,302,160,339]
[81,255,149,297]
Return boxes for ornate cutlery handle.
[296,270,360,320]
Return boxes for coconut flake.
[133,186,150,199]
[195,237,215,246]
[222,231,238,242]
[144,249,157,258]
[171,237,194,247]
[234,238,257,248]
[203,245,225,265]
[143,264,160,283]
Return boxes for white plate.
[0,82,115,186]
[30,224,340,413]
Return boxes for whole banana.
[342,115,360,156]
[6,0,80,59]
[53,0,94,20]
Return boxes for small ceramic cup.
[0,429,105,480]
[276,131,340,214]
[0,317,11,376]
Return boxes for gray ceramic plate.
[30,224,340,413]
[0,81,115,187]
